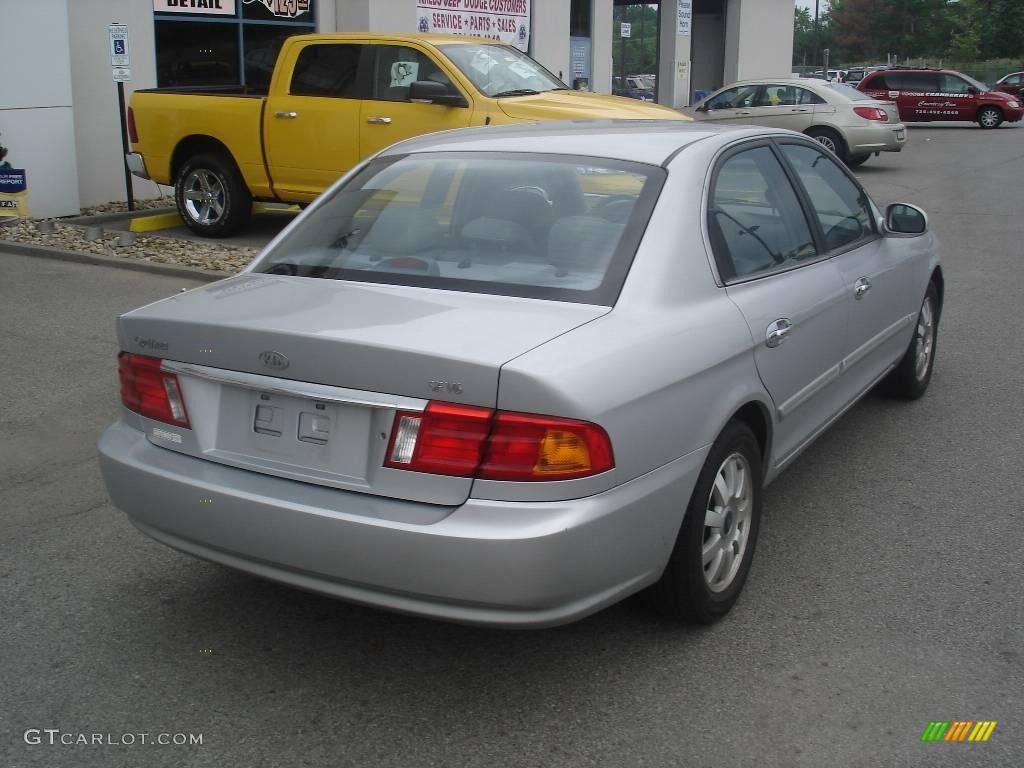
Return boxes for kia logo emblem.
[259,350,290,371]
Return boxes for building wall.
[590,0,614,95]
[0,0,81,218]
[67,1,162,208]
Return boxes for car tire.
[646,420,763,624]
[882,282,940,400]
[978,106,1004,129]
[847,154,870,168]
[175,152,252,238]
[806,127,849,163]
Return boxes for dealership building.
[3,0,793,219]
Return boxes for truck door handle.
[367,116,392,124]
[765,318,793,348]
[854,277,872,300]
[275,111,298,119]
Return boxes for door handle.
[854,277,872,300]
[791,108,810,113]
[367,116,392,124]
[765,318,793,348]
[737,110,752,116]
[275,111,298,119]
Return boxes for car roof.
[286,32,501,46]
[379,120,784,166]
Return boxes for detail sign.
[108,24,129,67]
[153,0,237,14]
[416,0,531,52]
[677,0,692,35]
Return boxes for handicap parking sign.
[114,40,126,55]
[109,23,130,67]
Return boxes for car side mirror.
[408,80,468,107]
[695,104,708,113]
[966,86,979,95]
[884,203,928,236]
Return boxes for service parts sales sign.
[153,0,237,14]
[416,0,531,51]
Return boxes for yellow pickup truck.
[127,33,687,237]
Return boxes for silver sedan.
[98,121,942,628]
[686,78,907,167]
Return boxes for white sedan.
[686,78,907,167]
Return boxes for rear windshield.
[827,82,874,101]
[251,152,665,305]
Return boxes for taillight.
[127,107,138,144]
[480,412,614,481]
[384,402,614,482]
[854,106,889,122]
[118,352,190,428]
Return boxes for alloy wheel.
[182,169,226,226]
[702,452,753,593]
[980,109,1000,128]
[814,135,838,153]
[915,296,935,381]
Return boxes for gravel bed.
[0,220,257,273]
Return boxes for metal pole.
[116,80,135,212]
[814,0,821,70]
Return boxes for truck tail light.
[384,402,614,481]
[853,106,889,122]
[127,107,139,143]
[118,352,190,428]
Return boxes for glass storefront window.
[155,3,315,90]
[156,21,240,87]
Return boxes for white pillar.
[333,0,415,32]
[2,0,81,217]
[591,0,613,94]
[658,1,693,108]
[724,0,794,83]
[530,1,571,83]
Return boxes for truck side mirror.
[408,80,468,108]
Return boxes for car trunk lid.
[118,274,607,505]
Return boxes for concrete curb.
[62,206,178,226]
[0,238,230,283]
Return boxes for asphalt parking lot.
[2,121,1023,768]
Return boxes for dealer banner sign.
[153,0,237,14]
[416,0,530,51]
[0,169,29,218]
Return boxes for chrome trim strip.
[778,363,841,420]
[125,152,149,180]
[775,360,898,471]
[161,360,427,412]
[841,312,916,371]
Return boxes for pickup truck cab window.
[291,44,367,99]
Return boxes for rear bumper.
[845,122,907,154]
[98,421,706,628]
[126,153,149,180]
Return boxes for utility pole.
[814,0,821,70]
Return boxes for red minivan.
[858,68,1023,128]
[994,72,1024,98]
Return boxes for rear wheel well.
[171,135,235,181]
[729,402,771,467]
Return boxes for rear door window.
[290,44,368,98]
[251,153,665,306]
[757,85,799,107]
[708,145,818,282]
